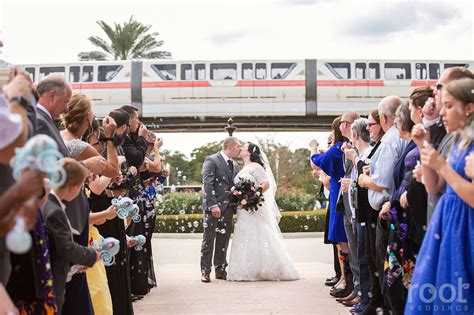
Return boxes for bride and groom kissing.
[200,137,299,283]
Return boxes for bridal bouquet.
[230,178,264,212]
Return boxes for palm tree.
[79,16,171,61]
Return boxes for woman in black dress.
[83,116,134,315]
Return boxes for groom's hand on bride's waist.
[210,206,221,218]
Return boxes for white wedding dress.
[227,162,300,281]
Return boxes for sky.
[0,0,473,156]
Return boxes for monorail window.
[151,64,176,80]
[256,63,266,80]
[25,67,35,82]
[326,62,350,79]
[415,63,427,80]
[271,63,296,79]
[429,63,440,80]
[444,63,469,69]
[82,66,94,82]
[181,64,192,80]
[39,66,65,80]
[369,63,380,79]
[242,63,253,80]
[98,65,123,82]
[210,63,237,80]
[384,63,411,80]
[195,64,206,80]
[69,66,80,83]
[355,63,366,79]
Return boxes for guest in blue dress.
[310,117,348,292]
[406,78,474,314]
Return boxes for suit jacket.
[41,194,96,311]
[36,108,88,233]
[202,152,239,213]
[342,155,354,220]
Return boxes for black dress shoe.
[201,272,211,283]
[215,270,227,280]
[131,294,144,302]
[330,286,352,298]
[325,276,340,286]
[336,291,357,303]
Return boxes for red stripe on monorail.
[410,80,436,87]
[70,80,436,89]
[70,82,131,89]
[142,81,211,88]
[237,80,306,87]
[317,80,385,86]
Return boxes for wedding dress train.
[227,162,300,281]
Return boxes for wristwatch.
[9,96,30,109]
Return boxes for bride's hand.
[260,182,270,192]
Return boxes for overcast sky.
[0,0,472,156]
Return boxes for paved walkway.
[134,233,348,315]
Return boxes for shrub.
[154,209,326,233]
[155,192,202,215]
[156,192,325,214]
[275,193,321,211]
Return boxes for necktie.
[227,159,234,173]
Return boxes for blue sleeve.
[311,142,343,178]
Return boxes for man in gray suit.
[200,137,241,282]
[338,112,364,303]
[35,74,106,232]
[34,74,106,314]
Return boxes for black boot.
[330,252,354,298]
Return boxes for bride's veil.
[260,151,283,228]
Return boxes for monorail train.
[20,59,473,118]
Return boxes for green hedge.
[155,192,324,215]
[154,209,326,233]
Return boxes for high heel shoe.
[330,252,353,298]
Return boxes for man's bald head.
[339,112,360,139]
[341,112,360,124]
[37,74,72,119]
[378,95,403,132]
[36,74,71,97]
[440,67,474,84]
[378,96,403,119]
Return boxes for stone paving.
[134,233,348,315]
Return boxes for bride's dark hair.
[247,142,265,169]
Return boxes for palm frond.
[84,15,171,61]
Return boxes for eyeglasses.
[367,122,379,127]
[339,120,350,126]
[436,83,443,91]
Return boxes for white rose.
[231,187,235,192]
[241,200,247,205]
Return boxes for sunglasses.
[367,122,379,127]
[436,83,443,91]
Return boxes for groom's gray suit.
[200,152,239,274]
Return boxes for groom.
[200,137,241,282]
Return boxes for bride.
[227,142,300,281]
